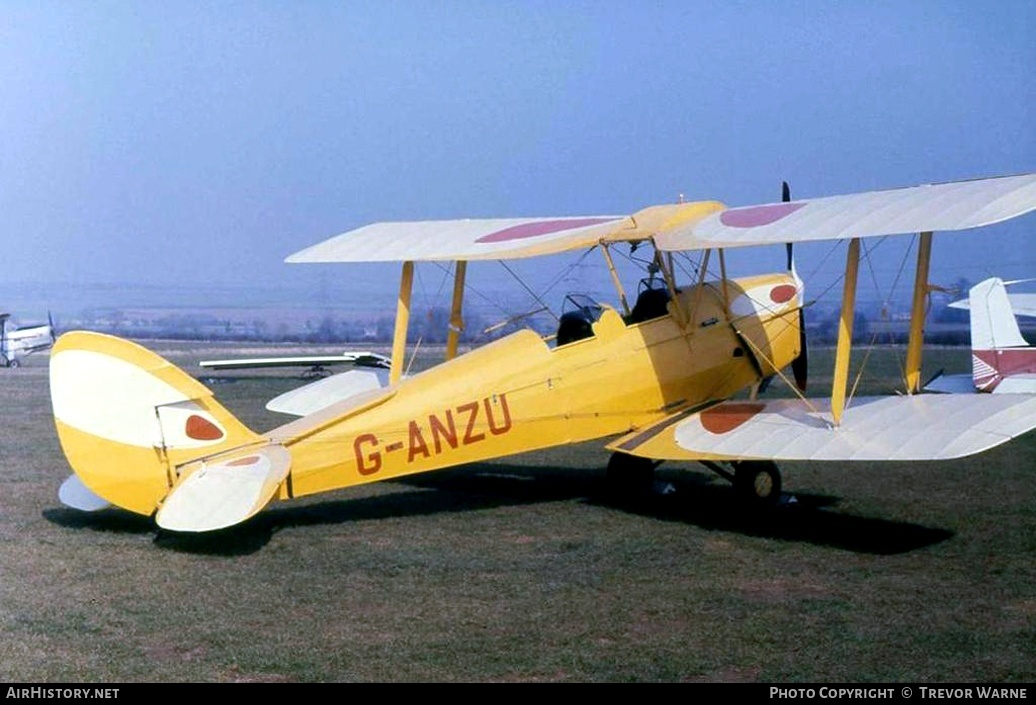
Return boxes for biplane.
[52,172,1036,532]
[1,313,54,368]
[925,277,1036,394]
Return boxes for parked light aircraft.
[199,351,391,379]
[1,313,54,368]
[51,172,1036,532]
[947,278,1036,319]
[925,277,1036,394]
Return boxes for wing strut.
[445,261,467,362]
[831,238,861,426]
[904,232,933,394]
[601,244,631,317]
[389,261,414,385]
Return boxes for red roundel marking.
[770,284,797,304]
[719,202,805,228]
[227,456,261,467]
[185,414,224,441]
[700,403,765,435]
[475,218,617,243]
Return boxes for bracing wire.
[405,262,452,375]
[499,260,561,323]
[847,235,917,402]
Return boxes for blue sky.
[2,1,1034,316]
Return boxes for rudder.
[50,332,263,516]
[969,278,1030,391]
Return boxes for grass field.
[0,341,1033,682]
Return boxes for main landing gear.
[699,459,783,507]
[604,452,658,497]
[732,461,782,506]
[605,452,784,508]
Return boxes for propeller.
[784,181,809,392]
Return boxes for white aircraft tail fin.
[970,278,1028,351]
[969,278,1035,392]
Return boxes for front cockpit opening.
[625,278,674,324]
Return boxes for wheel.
[9,358,20,369]
[605,452,656,497]
[733,460,782,506]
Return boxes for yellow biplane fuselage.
[273,273,802,500]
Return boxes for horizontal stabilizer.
[611,395,1036,462]
[950,292,1036,319]
[156,444,291,532]
[266,369,388,416]
[923,372,975,394]
[924,372,1036,395]
[58,474,112,512]
[994,375,1036,394]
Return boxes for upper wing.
[199,352,391,370]
[610,394,1036,462]
[656,172,1036,251]
[287,216,632,263]
[286,173,1036,263]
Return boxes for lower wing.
[608,394,1036,462]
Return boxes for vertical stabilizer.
[970,278,1032,391]
[50,332,265,516]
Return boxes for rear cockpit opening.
[625,278,674,324]
[555,294,605,346]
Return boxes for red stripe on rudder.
[185,414,224,441]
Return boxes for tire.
[733,460,781,506]
[9,358,20,369]
[605,452,656,497]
